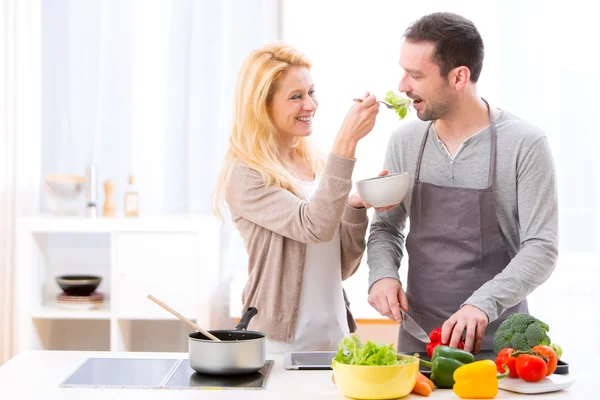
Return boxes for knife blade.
[400,309,431,343]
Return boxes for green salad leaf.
[333,336,410,366]
[384,90,412,120]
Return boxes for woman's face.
[269,66,318,142]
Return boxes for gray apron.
[398,99,528,352]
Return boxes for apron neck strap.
[414,98,498,189]
[483,98,497,189]
[413,122,432,182]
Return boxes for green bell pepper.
[419,345,475,388]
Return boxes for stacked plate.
[56,292,104,309]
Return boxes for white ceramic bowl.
[355,172,409,208]
[43,173,86,215]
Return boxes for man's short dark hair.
[404,12,484,82]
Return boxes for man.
[366,12,558,354]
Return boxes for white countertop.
[0,350,591,399]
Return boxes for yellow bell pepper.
[453,360,509,399]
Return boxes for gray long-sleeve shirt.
[366,110,559,322]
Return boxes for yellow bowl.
[332,354,419,399]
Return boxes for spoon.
[147,294,221,341]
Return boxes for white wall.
[36,0,599,359]
[277,0,600,358]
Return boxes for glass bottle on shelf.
[124,174,139,217]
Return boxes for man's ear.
[448,66,471,92]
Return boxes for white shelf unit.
[31,301,112,320]
[15,215,221,353]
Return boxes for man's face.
[398,40,454,121]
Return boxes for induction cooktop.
[60,358,274,390]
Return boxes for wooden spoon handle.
[147,294,221,341]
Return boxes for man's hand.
[367,278,408,323]
[441,304,489,354]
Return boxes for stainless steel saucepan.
[188,307,266,375]
[148,295,265,375]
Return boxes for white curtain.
[41,0,280,215]
[40,0,280,327]
[1,0,42,365]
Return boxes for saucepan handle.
[235,307,258,330]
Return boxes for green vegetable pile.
[493,313,562,357]
[333,336,410,366]
[384,90,412,120]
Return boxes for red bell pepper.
[426,341,440,358]
[429,327,442,343]
[426,327,465,358]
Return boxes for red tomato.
[429,328,442,343]
[532,345,558,376]
[457,340,465,350]
[495,348,518,378]
[515,354,548,382]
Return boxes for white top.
[267,176,349,353]
[0,350,587,399]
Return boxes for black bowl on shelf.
[55,275,102,296]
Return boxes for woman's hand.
[347,193,366,209]
[339,92,380,142]
[348,170,401,212]
[332,92,380,159]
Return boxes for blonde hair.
[212,43,325,218]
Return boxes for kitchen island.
[0,350,589,399]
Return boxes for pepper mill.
[85,163,98,218]
[103,180,116,217]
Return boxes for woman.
[213,43,383,352]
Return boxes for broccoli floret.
[492,328,512,352]
[493,313,552,354]
[509,314,537,333]
[524,323,551,347]
[511,332,528,350]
